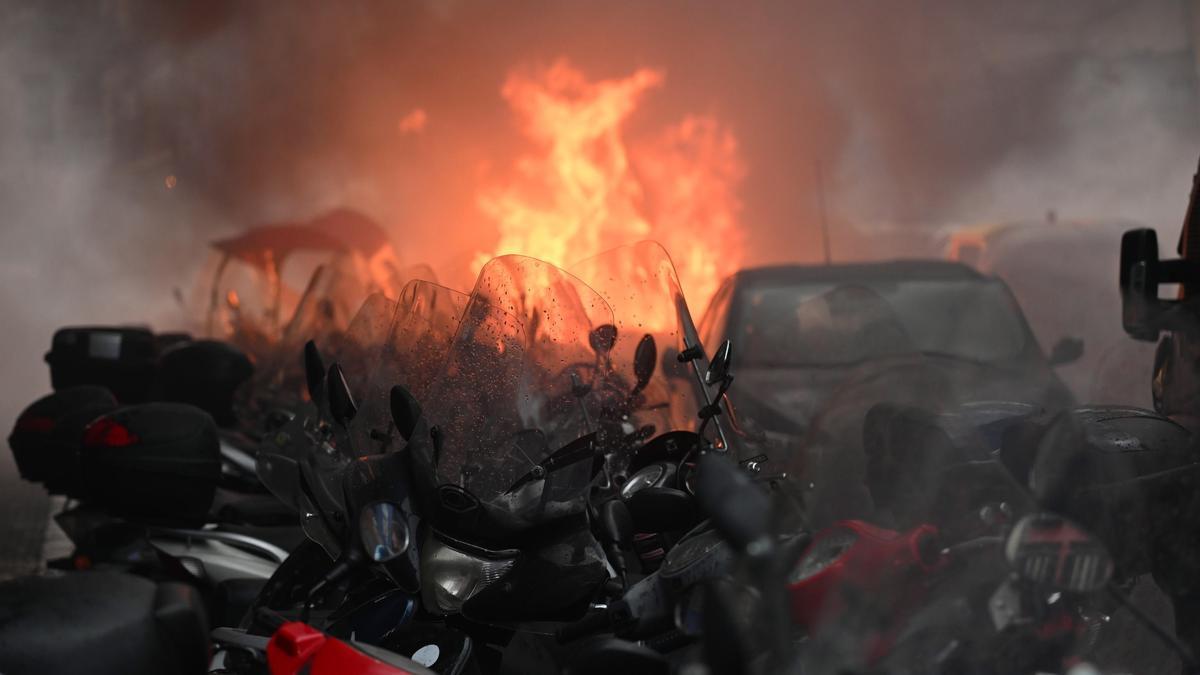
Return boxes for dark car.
[700,260,1079,524]
[699,260,1077,443]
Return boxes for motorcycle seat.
[0,571,208,675]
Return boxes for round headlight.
[621,463,666,499]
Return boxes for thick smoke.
[2,0,1198,422]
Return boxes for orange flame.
[475,59,744,310]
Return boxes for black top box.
[46,326,159,403]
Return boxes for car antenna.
[815,159,832,265]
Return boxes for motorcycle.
[232,243,738,674]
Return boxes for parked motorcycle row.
[9,168,1200,674]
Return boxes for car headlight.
[420,531,518,614]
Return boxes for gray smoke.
[1,0,1198,424]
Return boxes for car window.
[736,278,1032,367]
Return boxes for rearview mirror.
[633,334,657,393]
[705,340,733,387]
[589,324,618,356]
[359,501,411,562]
[1048,337,1084,367]
[326,363,358,427]
[304,340,326,405]
[390,385,422,442]
[1005,513,1113,592]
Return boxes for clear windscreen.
[278,260,367,358]
[346,280,470,455]
[568,241,711,442]
[422,255,616,528]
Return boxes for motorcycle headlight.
[420,531,518,614]
[789,528,858,583]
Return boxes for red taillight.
[267,622,327,675]
[14,415,54,434]
[83,418,138,447]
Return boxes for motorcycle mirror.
[600,499,634,550]
[624,487,696,533]
[695,452,771,556]
[633,334,657,393]
[589,324,618,356]
[705,340,733,387]
[359,501,412,563]
[304,340,326,405]
[326,363,358,427]
[1005,513,1113,593]
[390,385,422,443]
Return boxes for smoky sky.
[1,0,1199,424]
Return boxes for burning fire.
[475,59,745,310]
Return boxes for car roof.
[732,260,984,287]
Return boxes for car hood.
[733,355,1074,436]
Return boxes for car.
[698,260,1078,442]
[949,219,1158,408]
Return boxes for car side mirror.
[1048,337,1084,367]
[1120,227,1200,341]
[1005,513,1113,592]
[389,385,422,443]
[326,363,357,427]
[304,340,326,406]
[633,334,657,393]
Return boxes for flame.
[475,59,744,310]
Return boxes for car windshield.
[736,278,1032,368]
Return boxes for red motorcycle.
[265,622,435,675]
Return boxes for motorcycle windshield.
[346,281,470,455]
[568,241,712,444]
[422,255,616,530]
[251,263,364,407]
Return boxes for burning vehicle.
[192,208,416,361]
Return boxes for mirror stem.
[680,336,729,452]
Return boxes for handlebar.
[556,601,633,643]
